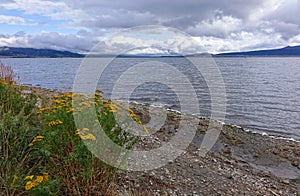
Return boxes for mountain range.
[0,46,83,58]
[1,45,300,57]
[216,45,300,56]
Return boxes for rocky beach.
[21,86,300,195]
[116,103,300,195]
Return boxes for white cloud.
[0,31,96,53]
[187,12,242,37]
[90,27,207,55]
[2,0,88,21]
[127,47,169,55]
[195,31,286,54]
[288,34,300,46]
[0,15,25,24]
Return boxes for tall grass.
[0,62,140,195]
[0,61,16,82]
[0,68,40,195]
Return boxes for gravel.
[116,104,300,195]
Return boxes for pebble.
[282,179,290,184]
[113,102,300,195]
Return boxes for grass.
[0,62,141,195]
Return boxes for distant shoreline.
[2,45,300,58]
[2,55,300,58]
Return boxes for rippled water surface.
[1,57,299,140]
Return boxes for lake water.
[1,57,299,140]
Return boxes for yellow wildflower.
[110,102,123,110]
[63,92,72,98]
[37,107,50,114]
[53,100,62,104]
[143,126,149,134]
[35,176,43,183]
[25,181,33,190]
[129,110,143,125]
[35,136,43,140]
[0,81,7,86]
[24,175,34,180]
[103,103,111,109]
[82,128,89,132]
[10,175,18,187]
[28,136,43,147]
[24,173,49,191]
[54,105,64,109]
[48,120,63,126]
[67,108,74,113]
[80,133,96,140]
[76,129,96,141]
[43,172,49,182]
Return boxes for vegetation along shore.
[0,62,299,195]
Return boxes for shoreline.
[117,102,300,194]
[22,82,300,143]
[117,100,300,143]
[21,85,300,194]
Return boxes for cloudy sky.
[0,0,300,54]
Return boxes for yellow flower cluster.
[48,120,63,126]
[0,78,14,85]
[67,108,74,113]
[28,136,43,147]
[53,99,66,104]
[127,108,149,134]
[101,100,149,134]
[38,93,74,115]
[24,172,49,190]
[37,107,51,114]
[0,80,7,86]
[76,128,96,141]
[53,92,73,99]
[95,89,103,93]
[128,109,142,124]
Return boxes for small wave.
[128,100,300,142]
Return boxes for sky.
[0,0,300,54]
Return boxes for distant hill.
[216,45,300,56]
[0,46,83,58]
[1,45,300,58]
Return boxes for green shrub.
[0,62,142,195]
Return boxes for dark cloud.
[265,1,300,25]
[66,0,267,32]
[66,0,262,19]
[0,0,300,52]
[273,21,299,40]
[79,10,158,29]
[64,0,300,46]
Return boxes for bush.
[0,62,141,195]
